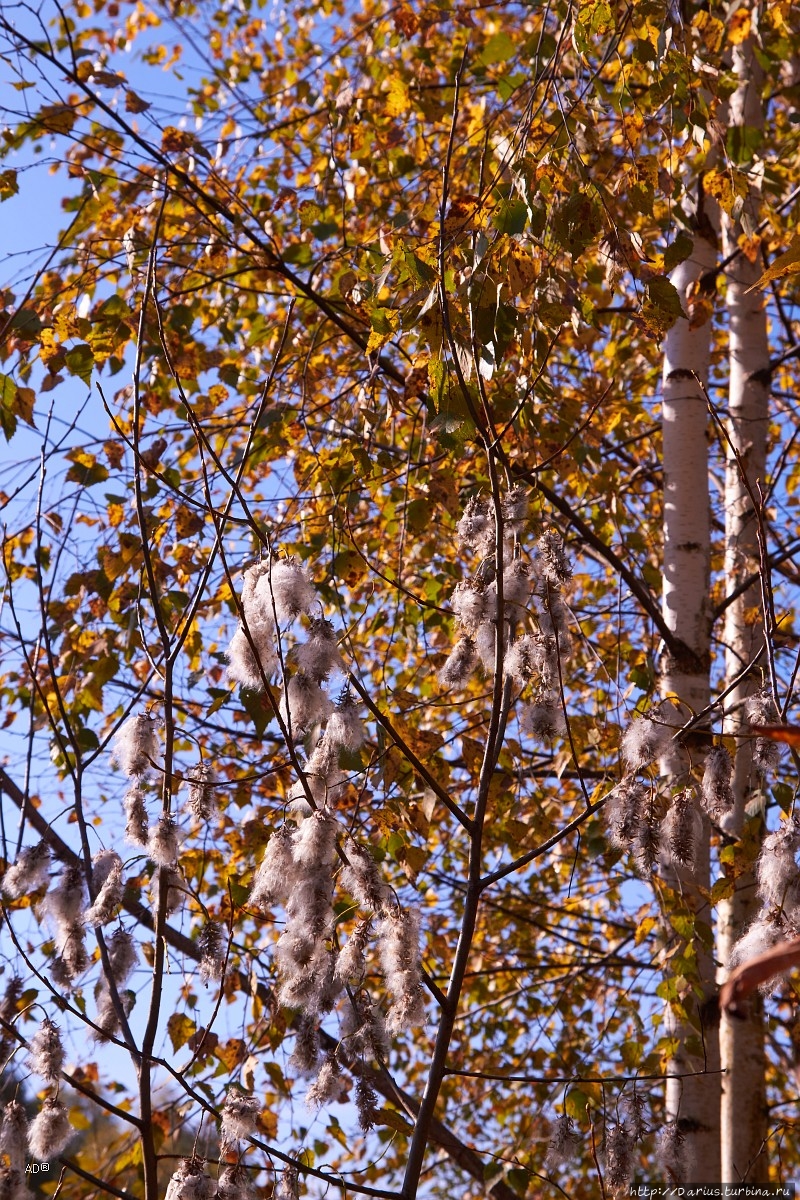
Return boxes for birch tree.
[0,1,799,1197]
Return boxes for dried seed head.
[605,777,645,851]
[27,1098,72,1160]
[148,816,179,867]
[294,618,344,682]
[502,486,529,532]
[220,1089,260,1148]
[289,1014,320,1075]
[305,1052,345,1108]
[661,788,700,869]
[622,1092,647,1143]
[456,495,492,551]
[2,842,50,900]
[521,696,566,741]
[378,907,425,1033]
[501,560,532,611]
[325,691,364,750]
[83,852,124,926]
[113,714,160,778]
[746,690,783,774]
[199,921,226,983]
[280,673,334,736]
[632,795,663,878]
[656,1123,688,1183]
[701,746,734,817]
[451,580,496,634]
[227,620,278,691]
[185,764,216,821]
[0,1102,28,1173]
[334,918,372,986]
[28,1017,64,1084]
[274,1165,301,1200]
[258,557,316,623]
[537,529,572,586]
[621,704,675,771]
[605,1124,634,1191]
[108,928,138,985]
[355,1076,379,1131]
[755,822,800,911]
[217,1165,258,1200]
[250,826,300,911]
[545,1113,580,1170]
[438,636,478,690]
[505,634,540,686]
[124,784,149,847]
[163,1157,217,1200]
[341,844,388,912]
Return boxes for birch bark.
[660,226,720,1180]
[717,33,770,1184]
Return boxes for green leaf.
[0,374,18,441]
[664,232,694,273]
[477,32,516,66]
[65,343,94,385]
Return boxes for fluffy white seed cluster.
[148,815,180,867]
[217,1165,258,1200]
[44,864,88,986]
[220,1088,260,1151]
[544,1113,581,1170]
[28,1016,64,1084]
[274,1165,301,1200]
[377,907,426,1034]
[27,1098,73,1160]
[95,929,138,1040]
[660,787,701,870]
[620,701,677,772]
[124,782,149,848]
[700,745,734,819]
[164,1157,217,1200]
[113,714,161,778]
[0,1102,29,1173]
[443,491,574,746]
[656,1122,689,1182]
[2,841,50,900]
[746,689,783,774]
[730,818,800,990]
[185,763,217,821]
[199,921,227,983]
[83,850,124,926]
[605,1123,635,1191]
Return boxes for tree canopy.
[1,0,800,1196]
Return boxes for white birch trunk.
[660,234,720,1180]
[717,34,770,1184]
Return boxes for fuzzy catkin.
[621,710,672,771]
[148,815,179,867]
[537,529,572,586]
[227,620,278,691]
[701,746,734,816]
[2,842,50,899]
[355,1075,379,1131]
[199,921,226,982]
[0,1103,28,1173]
[289,1015,320,1075]
[220,1090,260,1148]
[294,617,344,682]
[340,844,388,912]
[605,777,645,851]
[280,673,334,736]
[656,1123,688,1182]
[28,1017,64,1084]
[378,906,425,1033]
[185,763,216,821]
[274,1165,301,1200]
[661,788,700,869]
[217,1165,257,1200]
[305,1052,344,1108]
[83,852,123,926]
[27,1098,72,1160]
[545,1113,580,1170]
[113,714,160,778]
[164,1157,217,1200]
[605,1124,634,1191]
[258,557,316,623]
[250,825,300,911]
[755,822,800,911]
[438,636,477,690]
[124,784,149,847]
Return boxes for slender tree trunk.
[660,230,720,1180]
[717,33,770,1184]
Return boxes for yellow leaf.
[727,8,751,43]
[748,233,800,291]
[385,77,410,118]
